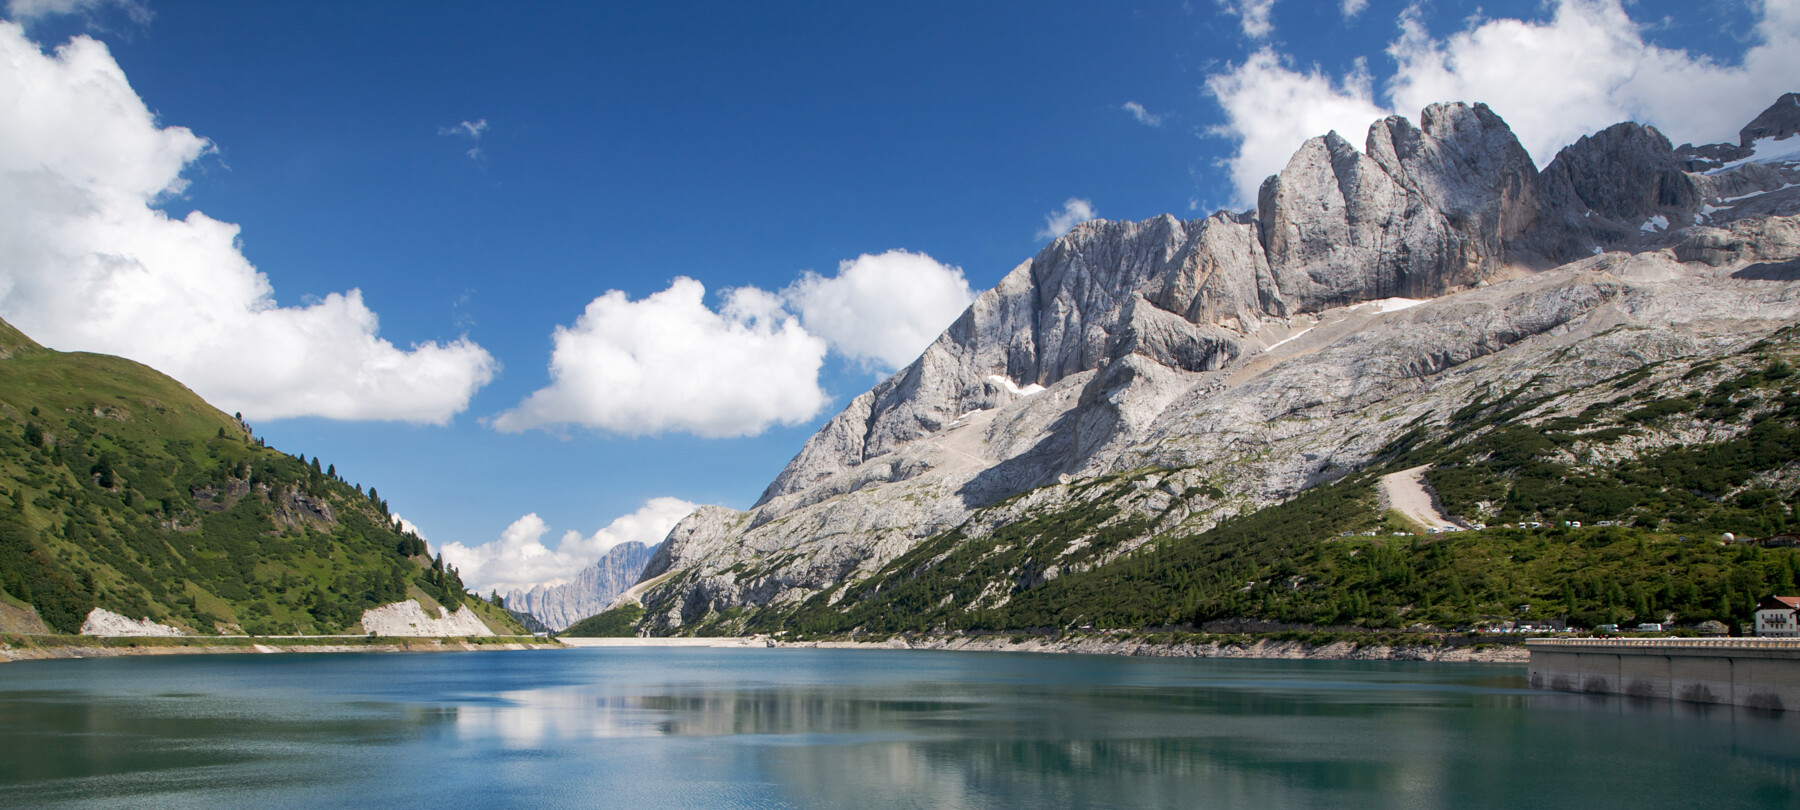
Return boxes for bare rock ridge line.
[632,94,1800,634]
[504,541,656,631]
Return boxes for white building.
[1754,595,1800,637]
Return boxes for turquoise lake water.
[0,647,1795,808]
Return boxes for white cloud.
[489,277,828,437]
[440,497,698,594]
[1218,0,1276,39]
[1205,49,1387,202]
[783,250,975,371]
[1205,0,1800,203]
[439,119,488,139]
[1036,198,1099,240]
[6,0,148,25]
[1122,101,1164,127]
[439,118,488,161]
[1340,0,1367,19]
[1384,0,1800,163]
[0,24,497,423]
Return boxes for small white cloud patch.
[783,250,975,372]
[1216,0,1277,39]
[6,0,148,25]
[1121,101,1164,127]
[1037,198,1099,240]
[439,118,489,161]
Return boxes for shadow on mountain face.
[1732,259,1800,281]
[955,407,1081,510]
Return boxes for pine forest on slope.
[0,319,521,636]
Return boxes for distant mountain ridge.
[504,541,656,631]
[624,93,1800,635]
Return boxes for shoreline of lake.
[4,629,1532,664]
[0,634,561,662]
[562,632,1531,663]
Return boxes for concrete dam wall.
[1527,638,1800,711]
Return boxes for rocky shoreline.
[3,631,1530,665]
[564,632,1530,664]
[0,635,561,663]
[790,634,1529,663]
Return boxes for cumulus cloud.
[1205,0,1800,202]
[440,497,698,594]
[783,250,975,371]
[1121,101,1164,127]
[1218,0,1276,39]
[1036,198,1099,240]
[489,277,828,437]
[1340,0,1367,19]
[439,118,488,161]
[0,24,497,423]
[1206,49,1387,202]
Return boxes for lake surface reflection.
[1,647,1796,808]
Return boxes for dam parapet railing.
[1527,637,1800,651]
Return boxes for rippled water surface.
[0,647,1796,808]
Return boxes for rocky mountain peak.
[1538,122,1699,222]
[648,94,1800,636]
[1740,91,1800,145]
[1676,94,1800,174]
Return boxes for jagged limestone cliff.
[632,96,1800,634]
[504,541,656,631]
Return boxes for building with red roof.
[1755,596,1800,637]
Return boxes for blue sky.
[1,0,1792,594]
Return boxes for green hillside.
[0,319,520,636]
[712,327,1800,639]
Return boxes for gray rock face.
[1739,92,1800,145]
[756,212,1269,505]
[1675,93,1800,170]
[1258,103,1538,310]
[504,541,656,631]
[1529,122,1703,261]
[1368,103,1542,268]
[635,96,1800,635]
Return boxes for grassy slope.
[0,319,521,635]
[718,327,1800,639]
[561,604,645,637]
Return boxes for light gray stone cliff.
[632,95,1800,634]
[505,541,657,631]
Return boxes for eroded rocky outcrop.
[359,600,492,637]
[80,607,188,637]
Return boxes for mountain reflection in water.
[1,648,1795,809]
